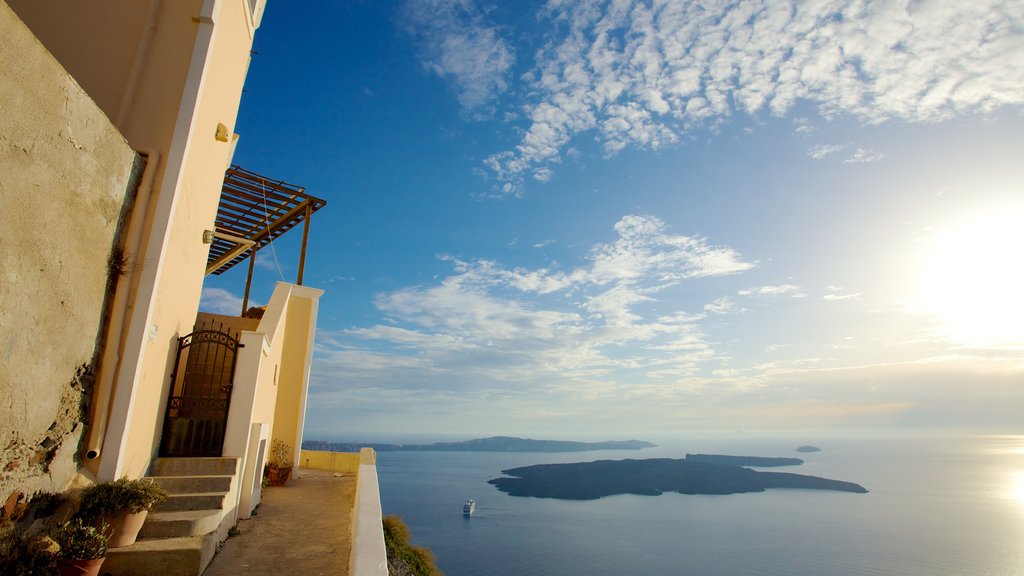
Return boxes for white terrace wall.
[0,3,141,502]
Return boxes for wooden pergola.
[205,165,326,314]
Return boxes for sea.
[368,432,1024,576]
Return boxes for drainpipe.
[85,0,161,460]
[115,0,161,132]
[86,149,160,460]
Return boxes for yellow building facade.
[2,3,393,573]
[4,0,320,514]
[9,0,269,482]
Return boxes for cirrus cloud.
[400,0,515,116]
[485,0,1024,192]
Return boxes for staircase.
[102,457,240,576]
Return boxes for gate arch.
[159,322,240,457]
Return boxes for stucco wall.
[273,296,313,459]
[111,0,260,480]
[0,2,140,501]
[299,450,361,475]
[194,312,261,336]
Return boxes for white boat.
[463,499,476,517]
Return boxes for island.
[303,436,657,453]
[796,445,822,453]
[685,453,804,467]
[488,458,867,499]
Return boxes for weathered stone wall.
[0,2,140,502]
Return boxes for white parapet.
[351,448,389,576]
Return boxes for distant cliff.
[685,453,804,467]
[488,458,867,499]
[303,436,657,453]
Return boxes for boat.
[463,499,476,517]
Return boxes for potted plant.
[263,440,293,486]
[78,477,166,548]
[52,519,107,576]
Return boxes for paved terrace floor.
[203,468,355,576]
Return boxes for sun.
[912,203,1024,348]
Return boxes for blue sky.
[201,0,1024,440]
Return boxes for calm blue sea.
[372,433,1024,576]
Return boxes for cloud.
[255,250,284,274]
[704,297,739,315]
[844,147,885,163]
[808,144,844,159]
[401,0,515,115]
[824,286,862,301]
[484,0,1024,192]
[313,214,754,396]
[793,117,816,134]
[738,284,807,298]
[199,288,246,315]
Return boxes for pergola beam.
[205,165,326,279]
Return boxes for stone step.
[156,491,226,512]
[150,457,237,477]
[138,509,223,539]
[150,474,233,494]
[103,534,218,576]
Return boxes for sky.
[201,0,1024,441]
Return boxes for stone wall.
[0,2,141,503]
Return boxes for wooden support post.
[296,203,312,286]
[242,247,257,315]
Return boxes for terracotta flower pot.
[57,557,106,576]
[264,465,292,486]
[107,509,149,548]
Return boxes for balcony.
[202,449,387,576]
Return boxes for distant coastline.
[303,436,657,453]
[489,457,867,499]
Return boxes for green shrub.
[53,519,107,560]
[382,515,443,576]
[78,477,167,518]
[268,440,293,469]
[382,514,410,546]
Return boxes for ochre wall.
[0,2,140,500]
[8,0,263,479]
[300,450,361,476]
[273,297,313,460]
[251,290,291,433]
[194,312,261,337]
[118,0,260,479]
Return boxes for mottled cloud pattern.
[481,0,1024,191]
[315,215,753,390]
[401,0,515,115]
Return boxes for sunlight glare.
[1012,471,1024,504]
[914,204,1024,348]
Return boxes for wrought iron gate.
[159,322,240,457]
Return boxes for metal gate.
[159,322,239,457]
